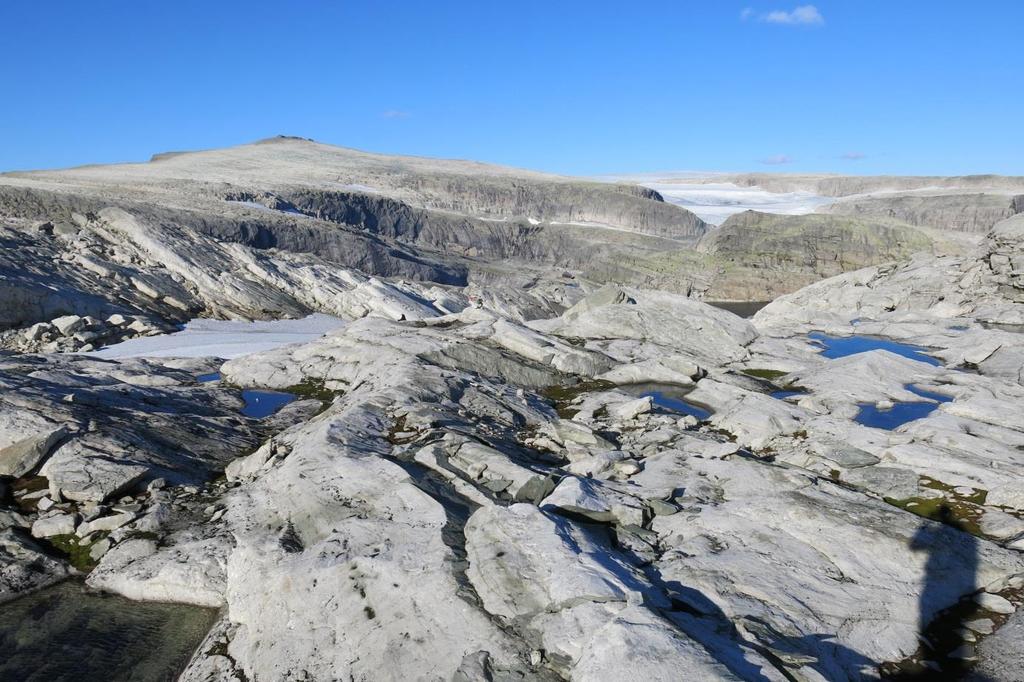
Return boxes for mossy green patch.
[741,368,787,381]
[282,377,339,403]
[44,533,104,572]
[540,379,616,418]
[919,477,988,505]
[884,478,987,538]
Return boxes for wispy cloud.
[840,151,866,160]
[381,110,411,119]
[759,154,794,166]
[741,5,824,25]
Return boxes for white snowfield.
[90,314,346,359]
[643,181,832,224]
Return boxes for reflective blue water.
[618,384,712,420]
[771,390,806,401]
[647,391,712,420]
[808,332,941,366]
[854,385,953,430]
[241,389,296,418]
[196,373,295,418]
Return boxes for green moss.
[282,378,339,404]
[741,368,787,381]
[44,533,102,572]
[540,379,616,419]
[920,477,988,505]
[884,493,985,537]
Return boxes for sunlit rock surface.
[1,150,1023,680]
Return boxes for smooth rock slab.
[0,424,68,478]
[465,503,664,620]
[567,603,745,681]
[649,457,1024,680]
[41,445,149,503]
[974,592,1015,615]
[541,476,647,527]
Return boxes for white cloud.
[381,110,411,119]
[759,154,794,165]
[745,5,824,25]
[840,151,866,160]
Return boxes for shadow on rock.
[885,504,991,681]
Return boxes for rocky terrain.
[1,144,1024,680]
[825,192,1024,234]
[5,137,1007,315]
[694,211,940,301]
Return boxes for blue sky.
[1,1,1021,175]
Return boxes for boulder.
[31,513,77,538]
[51,315,85,335]
[0,424,68,478]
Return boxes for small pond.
[0,580,217,682]
[617,383,713,420]
[808,332,942,366]
[771,389,806,401]
[197,372,297,418]
[240,389,296,418]
[854,385,953,430]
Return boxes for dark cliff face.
[361,173,704,239]
[279,179,704,244]
[0,185,467,285]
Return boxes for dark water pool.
[240,390,296,418]
[617,383,713,420]
[808,332,942,366]
[706,301,770,318]
[854,385,953,430]
[0,580,217,682]
[196,373,296,418]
